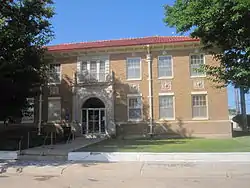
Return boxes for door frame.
[81,108,106,135]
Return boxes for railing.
[77,71,113,84]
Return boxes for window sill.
[128,119,143,122]
[159,118,175,121]
[21,121,34,124]
[48,82,61,85]
[47,121,62,124]
[158,77,173,80]
[190,75,206,78]
[192,117,209,121]
[126,78,142,81]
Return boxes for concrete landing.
[19,137,104,161]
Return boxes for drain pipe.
[146,45,153,136]
[38,85,43,135]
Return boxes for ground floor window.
[21,98,35,123]
[192,94,208,118]
[159,95,174,120]
[48,97,61,122]
[127,94,143,121]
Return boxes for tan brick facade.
[18,42,230,138]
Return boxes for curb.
[0,151,18,160]
[68,152,250,162]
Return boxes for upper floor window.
[126,57,141,80]
[158,56,173,78]
[49,64,61,84]
[159,94,174,120]
[190,54,205,77]
[80,60,106,82]
[192,94,208,118]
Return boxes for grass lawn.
[76,136,250,152]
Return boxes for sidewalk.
[68,151,250,162]
[21,137,104,156]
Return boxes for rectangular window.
[21,98,35,123]
[128,95,143,120]
[158,56,173,78]
[190,54,205,77]
[192,94,207,118]
[49,64,61,84]
[126,57,141,80]
[48,97,61,122]
[159,95,174,119]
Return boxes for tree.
[164,0,250,90]
[0,0,54,122]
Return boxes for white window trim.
[77,56,110,83]
[21,98,35,123]
[158,93,175,121]
[127,94,143,121]
[191,93,209,120]
[189,53,206,78]
[48,63,62,85]
[48,97,61,123]
[126,57,142,81]
[158,55,174,79]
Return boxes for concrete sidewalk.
[68,151,250,162]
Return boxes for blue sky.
[50,0,250,112]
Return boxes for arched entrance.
[81,97,106,134]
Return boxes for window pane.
[127,58,141,79]
[190,54,205,76]
[192,95,207,118]
[158,56,172,77]
[48,99,61,122]
[129,109,142,119]
[49,64,61,83]
[22,98,34,123]
[81,61,87,72]
[128,96,142,120]
[159,96,174,119]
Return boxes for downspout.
[38,86,42,135]
[146,45,153,136]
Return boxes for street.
[0,161,250,188]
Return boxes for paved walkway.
[21,137,104,156]
[0,161,249,187]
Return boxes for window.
[192,94,208,118]
[79,59,107,82]
[190,54,205,77]
[49,64,61,84]
[126,57,141,80]
[158,56,173,78]
[128,95,143,120]
[48,97,61,122]
[159,95,174,119]
[22,98,35,123]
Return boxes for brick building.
[2,36,231,138]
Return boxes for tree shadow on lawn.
[79,138,192,152]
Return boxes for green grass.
[76,136,250,152]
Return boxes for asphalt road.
[0,161,250,188]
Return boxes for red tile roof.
[47,36,200,52]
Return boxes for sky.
[50,0,250,112]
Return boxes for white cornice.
[46,41,201,59]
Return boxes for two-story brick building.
[3,36,231,138]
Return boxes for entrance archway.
[81,97,106,134]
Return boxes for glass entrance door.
[81,108,106,134]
